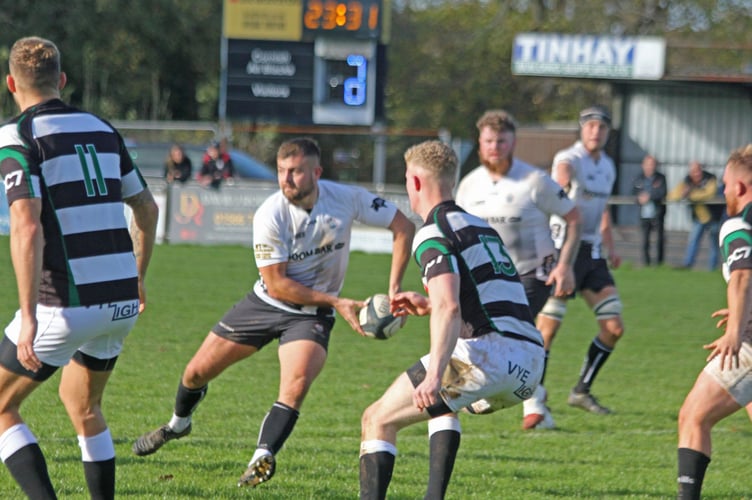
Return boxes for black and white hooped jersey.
[719,202,752,342]
[0,99,146,307]
[412,200,542,344]
[551,141,615,255]
[720,202,752,283]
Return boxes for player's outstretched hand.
[390,292,431,317]
[336,297,367,335]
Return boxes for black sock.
[573,337,612,393]
[677,447,710,500]
[83,458,115,500]
[425,430,460,500]
[174,381,207,417]
[360,451,395,500]
[4,443,57,499]
[257,401,299,454]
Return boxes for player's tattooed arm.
[124,189,159,311]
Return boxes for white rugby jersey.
[456,159,574,278]
[413,200,542,344]
[0,99,145,307]
[252,179,398,315]
[550,141,615,255]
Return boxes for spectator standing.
[197,140,235,189]
[0,36,158,499]
[668,161,723,270]
[163,143,192,183]
[677,144,752,498]
[632,154,667,266]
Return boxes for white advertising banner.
[512,33,665,80]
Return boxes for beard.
[284,182,316,203]
[481,153,511,173]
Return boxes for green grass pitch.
[0,238,749,499]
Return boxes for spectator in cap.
[198,140,235,189]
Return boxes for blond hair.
[9,37,61,94]
[404,140,457,185]
[727,144,752,182]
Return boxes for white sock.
[168,414,191,433]
[77,429,115,462]
[427,415,461,437]
[250,448,273,466]
[359,439,397,457]
[0,424,37,463]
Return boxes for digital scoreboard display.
[302,0,382,39]
[222,0,388,125]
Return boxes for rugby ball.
[359,294,406,340]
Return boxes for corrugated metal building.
[615,83,752,230]
[511,33,752,232]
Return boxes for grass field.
[0,238,749,499]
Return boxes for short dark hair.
[277,137,321,161]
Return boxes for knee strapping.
[540,298,567,321]
[592,295,622,319]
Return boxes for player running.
[132,137,414,488]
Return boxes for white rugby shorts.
[4,300,140,367]
[703,341,752,406]
[419,333,545,413]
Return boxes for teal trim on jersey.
[415,239,453,270]
[722,229,752,261]
[0,148,36,197]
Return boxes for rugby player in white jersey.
[0,37,158,499]
[133,137,415,488]
[360,140,544,499]
[456,110,581,430]
[538,105,624,415]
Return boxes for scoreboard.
[221,0,389,126]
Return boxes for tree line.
[1,0,748,180]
